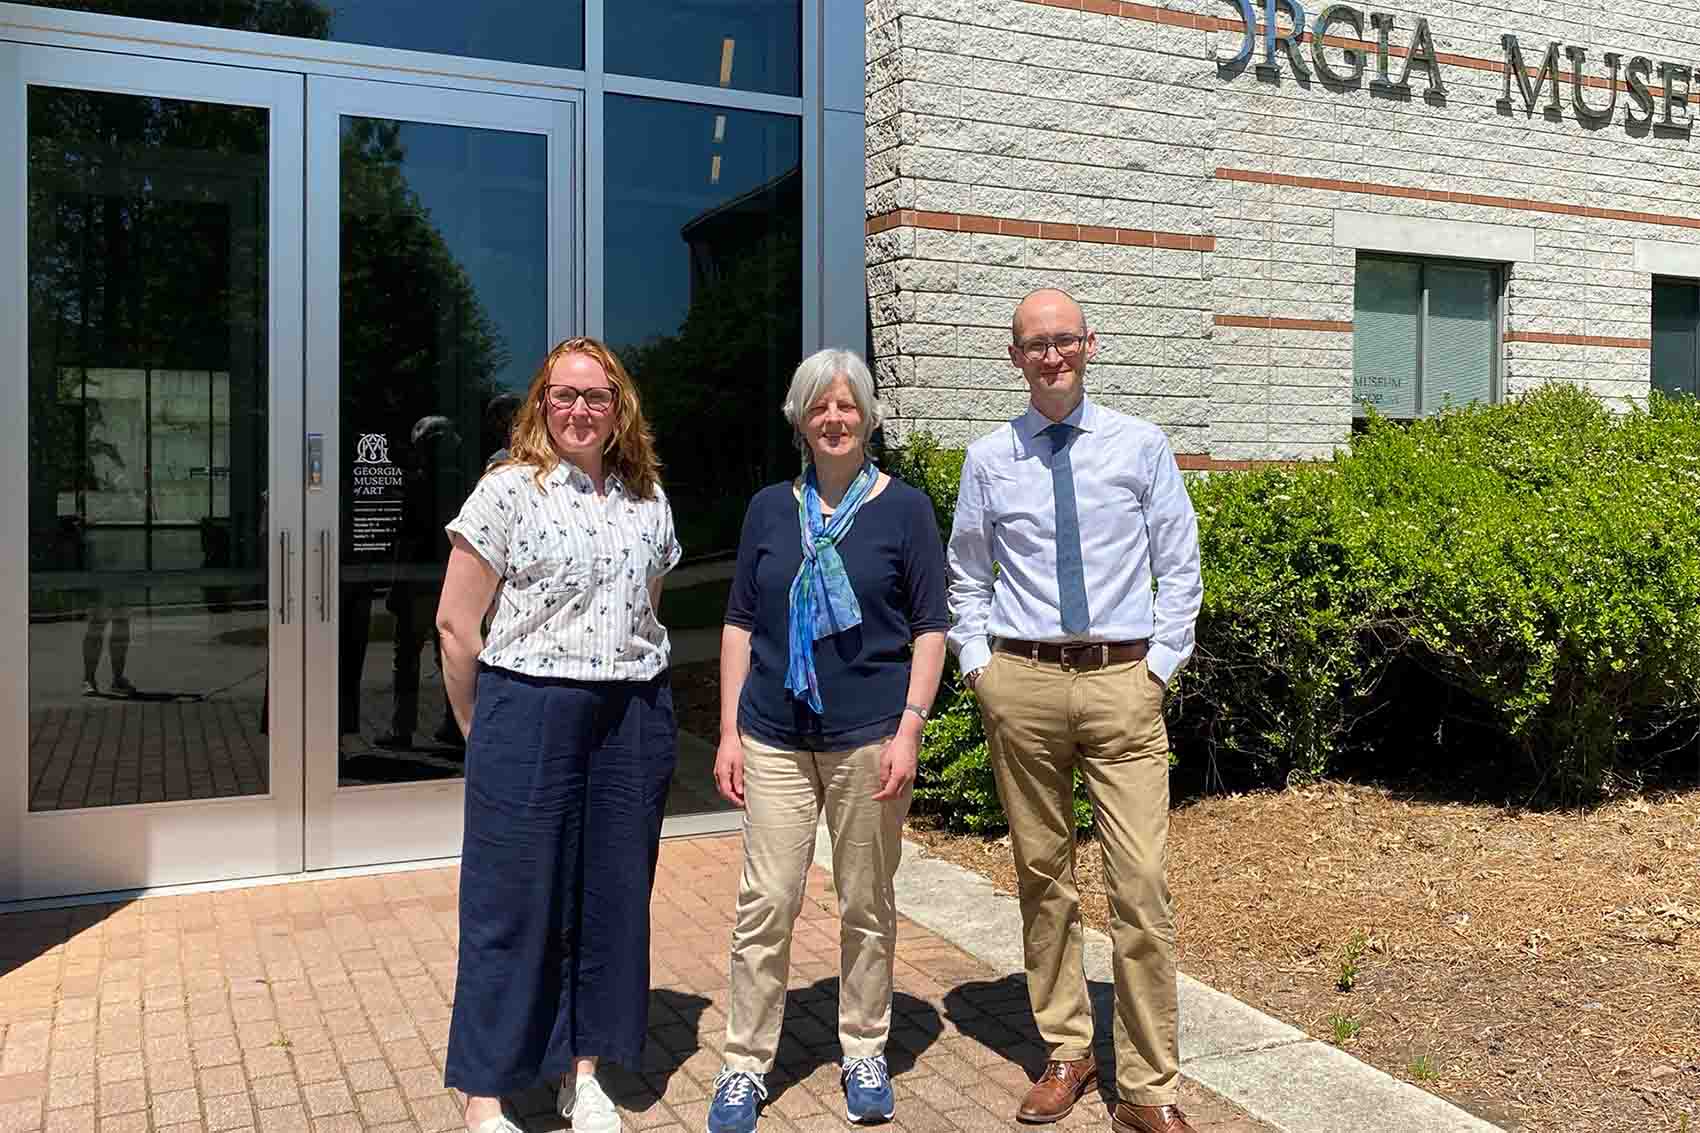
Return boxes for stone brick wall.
[863,0,1217,454]
[867,0,1700,462]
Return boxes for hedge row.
[884,385,1700,831]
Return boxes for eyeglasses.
[542,384,616,413]
[1015,332,1088,361]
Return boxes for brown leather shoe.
[1110,1102,1197,1133]
[1017,1057,1098,1123]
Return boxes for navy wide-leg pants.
[445,665,676,1096]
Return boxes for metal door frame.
[0,42,307,901]
[301,75,579,871]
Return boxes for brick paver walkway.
[0,836,1267,1133]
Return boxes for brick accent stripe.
[1017,0,1664,95]
[1023,0,1219,30]
[1214,314,1354,332]
[866,208,1216,250]
[1177,454,1313,471]
[1506,330,1652,349]
[1215,166,1700,231]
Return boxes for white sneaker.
[560,1074,622,1133]
[470,1115,525,1133]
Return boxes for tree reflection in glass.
[334,115,545,784]
[606,96,803,562]
[27,86,272,810]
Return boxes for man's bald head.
[1012,288,1085,340]
[1007,287,1096,422]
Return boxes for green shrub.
[897,384,1700,830]
[1178,462,1387,786]
[1342,387,1700,795]
[881,429,964,534]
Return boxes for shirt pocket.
[505,530,592,596]
[537,556,594,597]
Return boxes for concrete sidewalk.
[845,833,1505,1133]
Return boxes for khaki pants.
[722,733,912,1073]
[976,650,1179,1106]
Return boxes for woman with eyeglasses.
[437,337,681,1133]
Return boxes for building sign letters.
[1217,0,1695,135]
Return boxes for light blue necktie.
[1042,422,1090,635]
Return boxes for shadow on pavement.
[505,988,713,1129]
[942,974,1124,1108]
[758,978,944,1104]
[0,900,126,981]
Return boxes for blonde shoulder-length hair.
[496,337,663,500]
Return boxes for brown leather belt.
[994,637,1149,671]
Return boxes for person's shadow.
[505,989,713,1128]
[504,979,945,1129]
[941,975,1121,1109]
[759,978,943,1104]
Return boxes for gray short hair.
[782,348,882,460]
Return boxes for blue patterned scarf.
[784,461,878,714]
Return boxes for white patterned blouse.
[444,461,683,682]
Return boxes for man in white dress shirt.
[946,288,1203,1133]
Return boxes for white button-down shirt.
[446,462,682,682]
[946,397,1203,685]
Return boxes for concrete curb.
[812,827,1502,1133]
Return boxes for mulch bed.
[908,783,1700,1133]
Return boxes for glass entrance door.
[0,44,306,901]
[302,77,576,870]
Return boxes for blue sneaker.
[707,1068,767,1133]
[841,1056,894,1124]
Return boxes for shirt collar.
[545,461,625,496]
[1016,395,1094,440]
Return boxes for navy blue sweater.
[724,477,950,750]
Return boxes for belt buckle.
[1061,643,1109,672]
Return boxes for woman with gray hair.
[706,349,948,1133]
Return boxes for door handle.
[279,530,293,625]
[317,529,331,622]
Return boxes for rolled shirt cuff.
[1146,642,1184,687]
[957,636,992,678]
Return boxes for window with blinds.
[1651,279,1700,398]
[1352,254,1500,418]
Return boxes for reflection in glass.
[606,0,800,95]
[605,95,802,816]
[20,0,585,71]
[606,95,802,558]
[27,87,271,811]
[336,116,546,786]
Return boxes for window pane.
[28,86,271,811]
[607,0,800,96]
[1424,264,1496,412]
[1652,280,1699,398]
[20,1,585,71]
[605,96,802,561]
[1353,258,1420,418]
[337,117,548,783]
